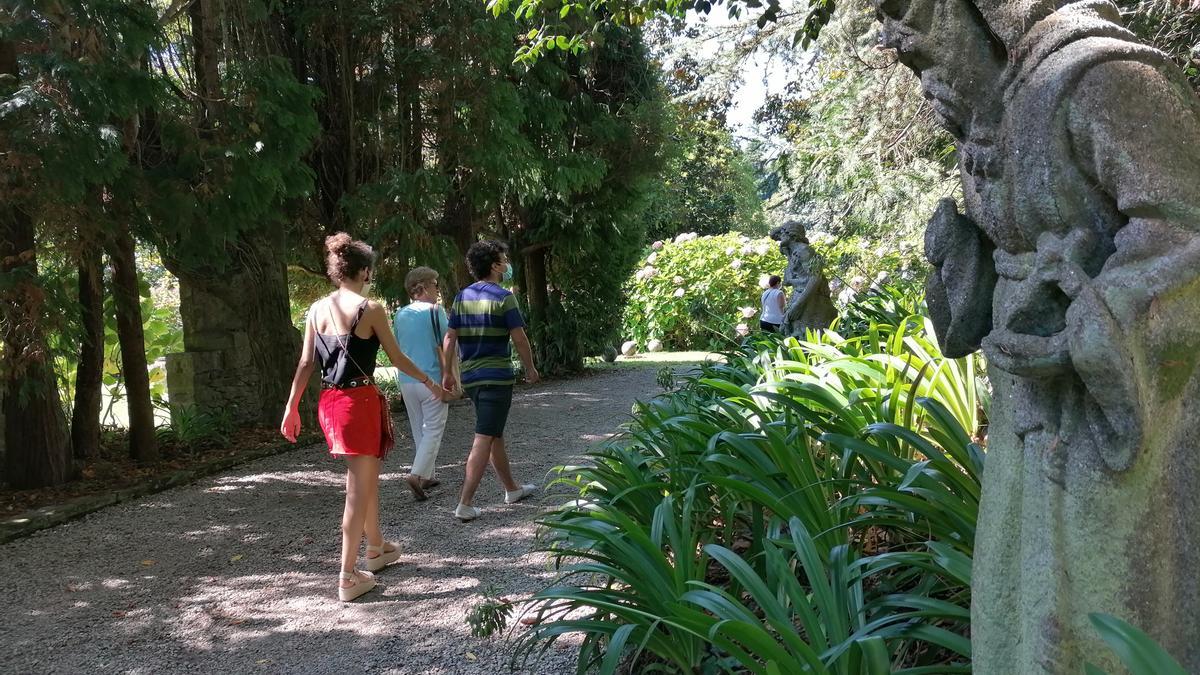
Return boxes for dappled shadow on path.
[0,367,660,674]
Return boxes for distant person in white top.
[760,275,786,332]
[392,267,453,501]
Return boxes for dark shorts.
[760,320,781,332]
[466,384,514,437]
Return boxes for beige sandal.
[365,541,401,572]
[338,569,376,602]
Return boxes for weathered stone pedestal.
[164,336,259,428]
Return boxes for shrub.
[622,232,786,352]
[480,292,985,673]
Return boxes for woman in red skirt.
[280,233,445,601]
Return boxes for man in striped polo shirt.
[443,240,541,522]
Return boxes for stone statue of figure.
[874,0,1200,671]
[769,220,836,337]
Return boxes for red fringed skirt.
[317,386,393,459]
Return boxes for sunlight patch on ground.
[579,433,615,442]
[212,470,343,488]
[618,350,723,364]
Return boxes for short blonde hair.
[405,266,439,297]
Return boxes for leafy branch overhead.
[485,0,837,62]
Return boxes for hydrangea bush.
[622,232,786,351]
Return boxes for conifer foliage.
[0,1,673,487]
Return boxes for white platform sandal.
[364,541,401,572]
[338,569,376,602]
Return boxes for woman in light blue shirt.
[392,267,453,500]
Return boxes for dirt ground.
[0,365,670,674]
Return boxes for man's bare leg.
[458,433,495,507]
[488,436,519,492]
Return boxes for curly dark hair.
[325,232,376,284]
[466,240,508,281]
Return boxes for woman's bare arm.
[280,307,318,441]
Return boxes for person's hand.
[441,374,457,392]
[424,378,446,399]
[525,367,541,385]
[280,408,301,443]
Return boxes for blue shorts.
[466,384,513,437]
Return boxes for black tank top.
[314,299,380,386]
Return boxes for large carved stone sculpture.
[874,0,1200,671]
[769,221,836,337]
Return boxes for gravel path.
[0,366,663,675]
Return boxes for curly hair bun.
[325,232,352,254]
[324,232,376,285]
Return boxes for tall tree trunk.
[71,245,105,460]
[0,210,72,489]
[524,244,549,325]
[394,9,422,174]
[0,38,71,488]
[188,0,221,128]
[444,180,476,292]
[169,232,308,427]
[106,227,159,464]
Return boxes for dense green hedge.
[622,232,786,351]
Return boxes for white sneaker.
[505,484,538,504]
[455,504,481,522]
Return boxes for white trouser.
[400,381,449,479]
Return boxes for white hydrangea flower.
[731,259,743,270]
[736,323,750,337]
[652,240,664,250]
[673,287,686,298]
[755,243,770,256]
[758,274,772,289]
[673,275,684,285]
[741,306,757,318]
[725,247,736,255]
[647,252,658,263]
